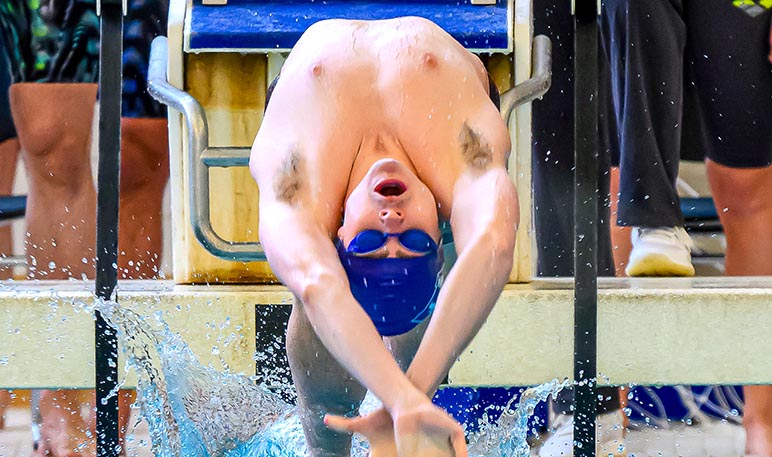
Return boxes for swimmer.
[250,17,518,457]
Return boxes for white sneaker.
[625,226,695,277]
[538,410,627,457]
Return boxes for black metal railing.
[573,0,600,456]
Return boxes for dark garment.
[0,0,168,118]
[0,28,15,142]
[531,0,616,278]
[532,0,620,416]
[600,0,772,227]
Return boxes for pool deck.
[0,406,746,456]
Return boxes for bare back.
[251,17,511,233]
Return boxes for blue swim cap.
[336,240,444,336]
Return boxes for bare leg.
[287,300,368,457]
[10,83,98,280]
[12,86,162,456]
[35,390,95,457]
[609,166,632,276]
[0,137,20,279]
[117,117,169,279]
[0,389,10,429]
[383,318,429,372]
[113,117,168,452]
[12,83,98,457]
[706,159,772,456]
[0,138,19,430]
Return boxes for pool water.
[95,298,568,457]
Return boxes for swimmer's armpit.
[460,122,493,170]
[273,148,304,204]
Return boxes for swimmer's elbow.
[488,230,515,280]
[482,215,516,280]
[295,266,343,310]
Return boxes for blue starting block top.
[186,0,513,53]
[0,196,26,221]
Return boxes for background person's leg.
[602,0,695,278]
[706,160,772,456]
[0,136,18,280]
[0,22,19,280]
[603,0,686,228]
[36,390,94,457]
[608,167,631,275]
[12,82,98,457]
[117,117,169,279]
[13,88,169,456]
[687,0,772,452]
[0,29,20,430]
[286,302,368,457]
[10,83,98,280]
[0,389,9,429]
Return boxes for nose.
[379,209,403,220]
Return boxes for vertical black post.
[573,0,598,456]
[95,2,123,457]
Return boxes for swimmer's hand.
[392,399,468,457]
[326,408,396,457]
[326,399,468,457]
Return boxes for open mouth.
[375,179,407,197]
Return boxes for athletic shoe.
[625,226,695,277]
[538,410,627,457]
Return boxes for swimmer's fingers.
[324,414,363,433]
[393,405,468,457]
[419,410,468,457]
[327,408,397,453]
[325,407,392,435]
[450,426,468,457]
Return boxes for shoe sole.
[625,253,695,277]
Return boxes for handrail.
[500,34,553,123]
[147,37,265,262]
[147,34,552,262]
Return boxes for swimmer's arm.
[407,165,518,394]
[256,198,428,412]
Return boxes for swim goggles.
[346,229,439,256]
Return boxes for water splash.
[467,379,570,457]
[94,297,566,457]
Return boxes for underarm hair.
[273,148,304,204]
[460,122,493,170]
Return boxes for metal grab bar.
[147,34,552,262]
[501,34,552,123]
[147,37,264,262]
[0,256,26,267]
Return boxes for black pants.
[532,0,619,415]
[600,0,772,227]
[0,30,15,143]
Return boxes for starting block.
[159,0,545,284]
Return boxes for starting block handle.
[148,34,551,263]
[147,37,265,262]
[501,35,552,122]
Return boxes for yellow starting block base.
[1,277,770,389]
